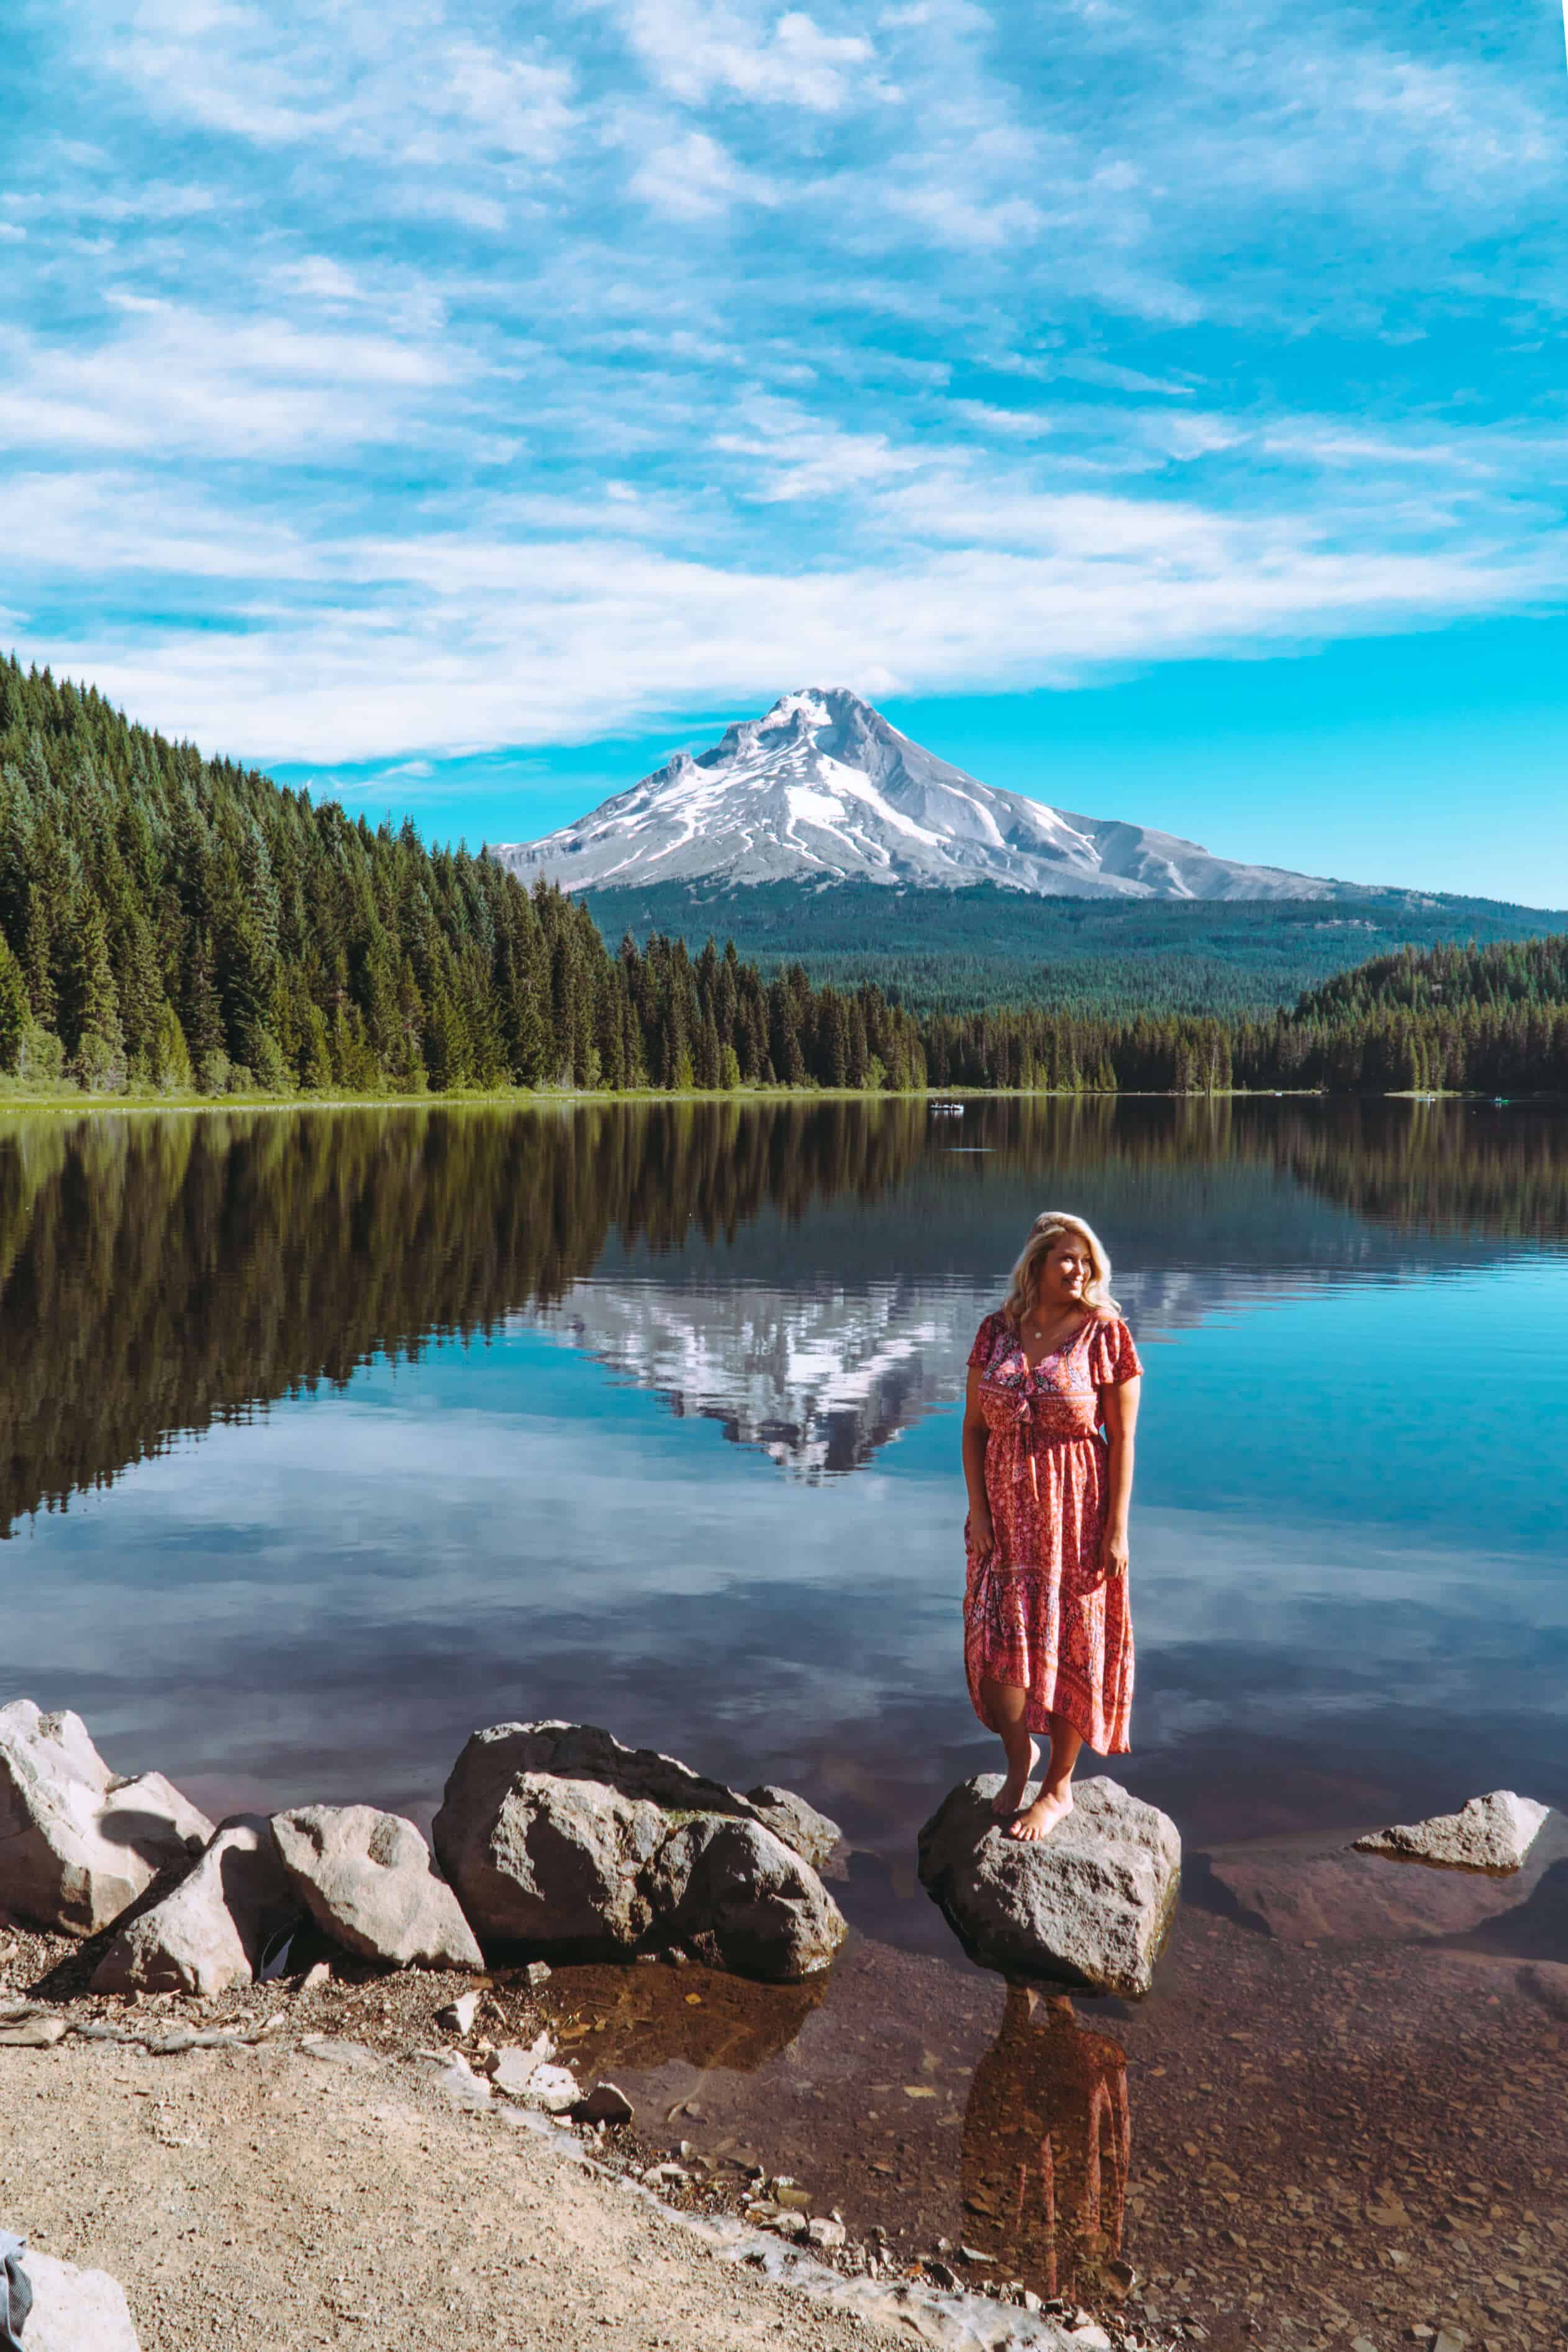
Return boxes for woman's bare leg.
[981,1677,1040,1817]
[1007,1714,1082,1842]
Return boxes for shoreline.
[0,1081,1554,1120]
[6,1802,1561,2352]
[1,1918,1159,2352]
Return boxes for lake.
[4,1097,1566,2348]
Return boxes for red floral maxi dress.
[964,1310,1143,1756]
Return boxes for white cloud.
[613,1,878,111]
[0,300,461,458]
[629,129,771,218]
[27,489,1554,765]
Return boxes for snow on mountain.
[490,686,1361,902]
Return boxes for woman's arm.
[1097,1373,1141,1582]
[962,1363,993,1552]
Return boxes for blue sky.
[5,1,1568,902]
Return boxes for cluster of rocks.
[0,1702,847,1995]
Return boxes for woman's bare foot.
[1005,1786,1075,1842]
[992,1738,1041,1817]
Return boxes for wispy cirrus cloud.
[2,0,1566,778]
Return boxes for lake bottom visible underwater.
[3,1097,1566,2349]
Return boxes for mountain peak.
[490,691,1353,903]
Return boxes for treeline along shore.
[4,657,1568,1101]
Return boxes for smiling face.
[1033,1232,1095,1315]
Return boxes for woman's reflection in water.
[961,1983,1130,2300]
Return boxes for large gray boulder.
[270,1804,483,1971]
[91,1815,302,1996]
[0,1701,212,1937]
[19,2246,141,2351]
[744,1786,842,1871]
[432,1723,846,1981]
[917,1774,1181,1999]
[1353,1790,1551,1874]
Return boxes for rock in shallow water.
[92,1814,301,1996]
[572,2079,635,2126]
[432,1722,846,1980]
[270,1804,483,1970]
[0,1700,212,1937]
[1352,1789,1550,1874]
[916,1774,1180,1999]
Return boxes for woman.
[961,1212,1142,1841]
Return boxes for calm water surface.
[4,1098,1566,2347]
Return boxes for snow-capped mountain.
[491,687,1363,901]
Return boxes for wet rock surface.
[1204,1810,1568,1946]
[271,1804,483,1971]
[91,1815,301,1996]
[0,1701,212,1937]
[1353,1790,1552,1874]
[433,1722,846,1979]
[917,1775,1181,1998]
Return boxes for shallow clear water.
[4,1097,1566,2346]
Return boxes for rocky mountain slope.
[491,688,1377,902]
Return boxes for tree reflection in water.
[961,1984,1130,2303]
[3,1095,1564,1531]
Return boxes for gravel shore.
[3,2030,910,2352]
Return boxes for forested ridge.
[582,877,1564,1017]
[2,658,1566,1099]
[0,659,926,1096]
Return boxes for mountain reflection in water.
[4,1094,1568,1519]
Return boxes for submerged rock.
[0,1700,212,1937]
[1352,1789,1551,1874]
[270,1804,483,1971]
[573,2079,635,2125]
[93,1815,301,1997]
[432,1722,846,1981]
[916,1774,1180,1999]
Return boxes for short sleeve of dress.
[968,1312,1003,1370]
[1090,1315,1143,1388]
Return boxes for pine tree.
[0,929,27,1074]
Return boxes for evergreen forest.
[2,658,1567,1101]
[580,876,1566,1017]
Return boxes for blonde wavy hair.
[1001,1211,1120,1326]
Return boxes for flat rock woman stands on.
[962,1212,1143,1841]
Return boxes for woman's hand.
[968,1503,994,1558]
[1100,1518,1130,1582]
